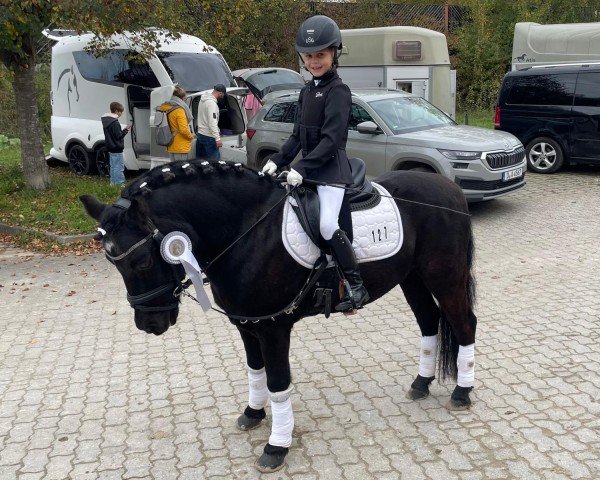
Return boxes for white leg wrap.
[247,366,268,410]
[268,386,294,448]
[457,343,475,388]
[418,335,438,378]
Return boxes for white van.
[43,29,247,175]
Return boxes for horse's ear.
[79,195,107,221]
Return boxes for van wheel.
[95,146,110,177]
[68,144,94,176]
[525,137,564,174]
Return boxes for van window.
[158,52,235,92]
[506,74,576,106]
[574,72,600,107]
[73,50,159,87]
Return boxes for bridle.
[104,198,186,313]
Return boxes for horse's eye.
[132,256,153,271]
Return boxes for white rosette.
[160,231,212,312]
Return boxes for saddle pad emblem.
[282,182,403,268]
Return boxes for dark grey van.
[495,63,600,173]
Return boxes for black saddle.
[290,158,380,251]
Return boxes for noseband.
[104,198,184,313]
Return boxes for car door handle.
[280,137,288,140]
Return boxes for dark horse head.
[80,192,188,335]
[81,161,298,335]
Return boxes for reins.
[180,254,328,323]
[202,184,296,272]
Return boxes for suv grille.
[456,176,525,191]
[485,147,525,170]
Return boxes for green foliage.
[0,144,128,234]
[0,134,21,149]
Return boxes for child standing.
[101,102,130,186]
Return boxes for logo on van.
[513,53,536,63]
[57,65,80,115]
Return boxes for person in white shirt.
[196,84,226,160]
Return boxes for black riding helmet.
[296,15,343,64]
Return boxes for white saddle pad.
[282,182,403,268]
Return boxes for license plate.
[502,167,523,181]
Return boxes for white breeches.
[418,335,438,378]
[457,344,475,388]
[268,386,294,448]
[247,366,269,410]
[317,185,345,240]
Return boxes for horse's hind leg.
[400,271,441,400]
[422,272,477,411]
[236,326,268,431]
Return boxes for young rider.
[261,15,369,312]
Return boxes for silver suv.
[246,89,527,202]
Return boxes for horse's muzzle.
[135,308,178,335]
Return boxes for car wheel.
[68,144,94,176]
[95,146,110,177]
[525,137,564,174]
[258,152,277,170]
[409,166,436,173]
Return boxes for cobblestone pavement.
[0,168,599,480]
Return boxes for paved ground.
[0,167,598,480]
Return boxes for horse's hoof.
[237,406,266,431]
[446,385,473,411]
[255,444,288,473]
[406,388,429,400]
[406,375,434,400]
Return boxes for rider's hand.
[286,168,303,186]
[261,159,278,176]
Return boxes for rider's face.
[301,48,334,78]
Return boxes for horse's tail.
[438,222,476,381]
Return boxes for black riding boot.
[327,229,370,312]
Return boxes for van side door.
[570,71,600,163]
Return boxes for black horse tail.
[438,223,476,381]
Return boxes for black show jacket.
[272,70,353,185]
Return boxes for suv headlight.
[438,149,482,160]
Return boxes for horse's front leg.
[254,324,294,473]
[236,326,269,431]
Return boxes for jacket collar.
[311,69,338,88]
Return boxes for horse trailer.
[304,26,456,119]
[43,29,247,176]
[512,22,600,71]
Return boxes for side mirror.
[356,121,382,134]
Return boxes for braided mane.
[121,160,277,200]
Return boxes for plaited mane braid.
[122,160,275,200]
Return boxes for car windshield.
[368,96,455,134]
[246,70,305,97]
[157,52,235,92]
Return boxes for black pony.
[81,160,477,473]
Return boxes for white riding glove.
[261,160,278,176]
[286,168,303,186]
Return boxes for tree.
[0,1,53,190]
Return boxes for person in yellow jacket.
[159,85,194,161]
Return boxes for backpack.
[154,106,181,147]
